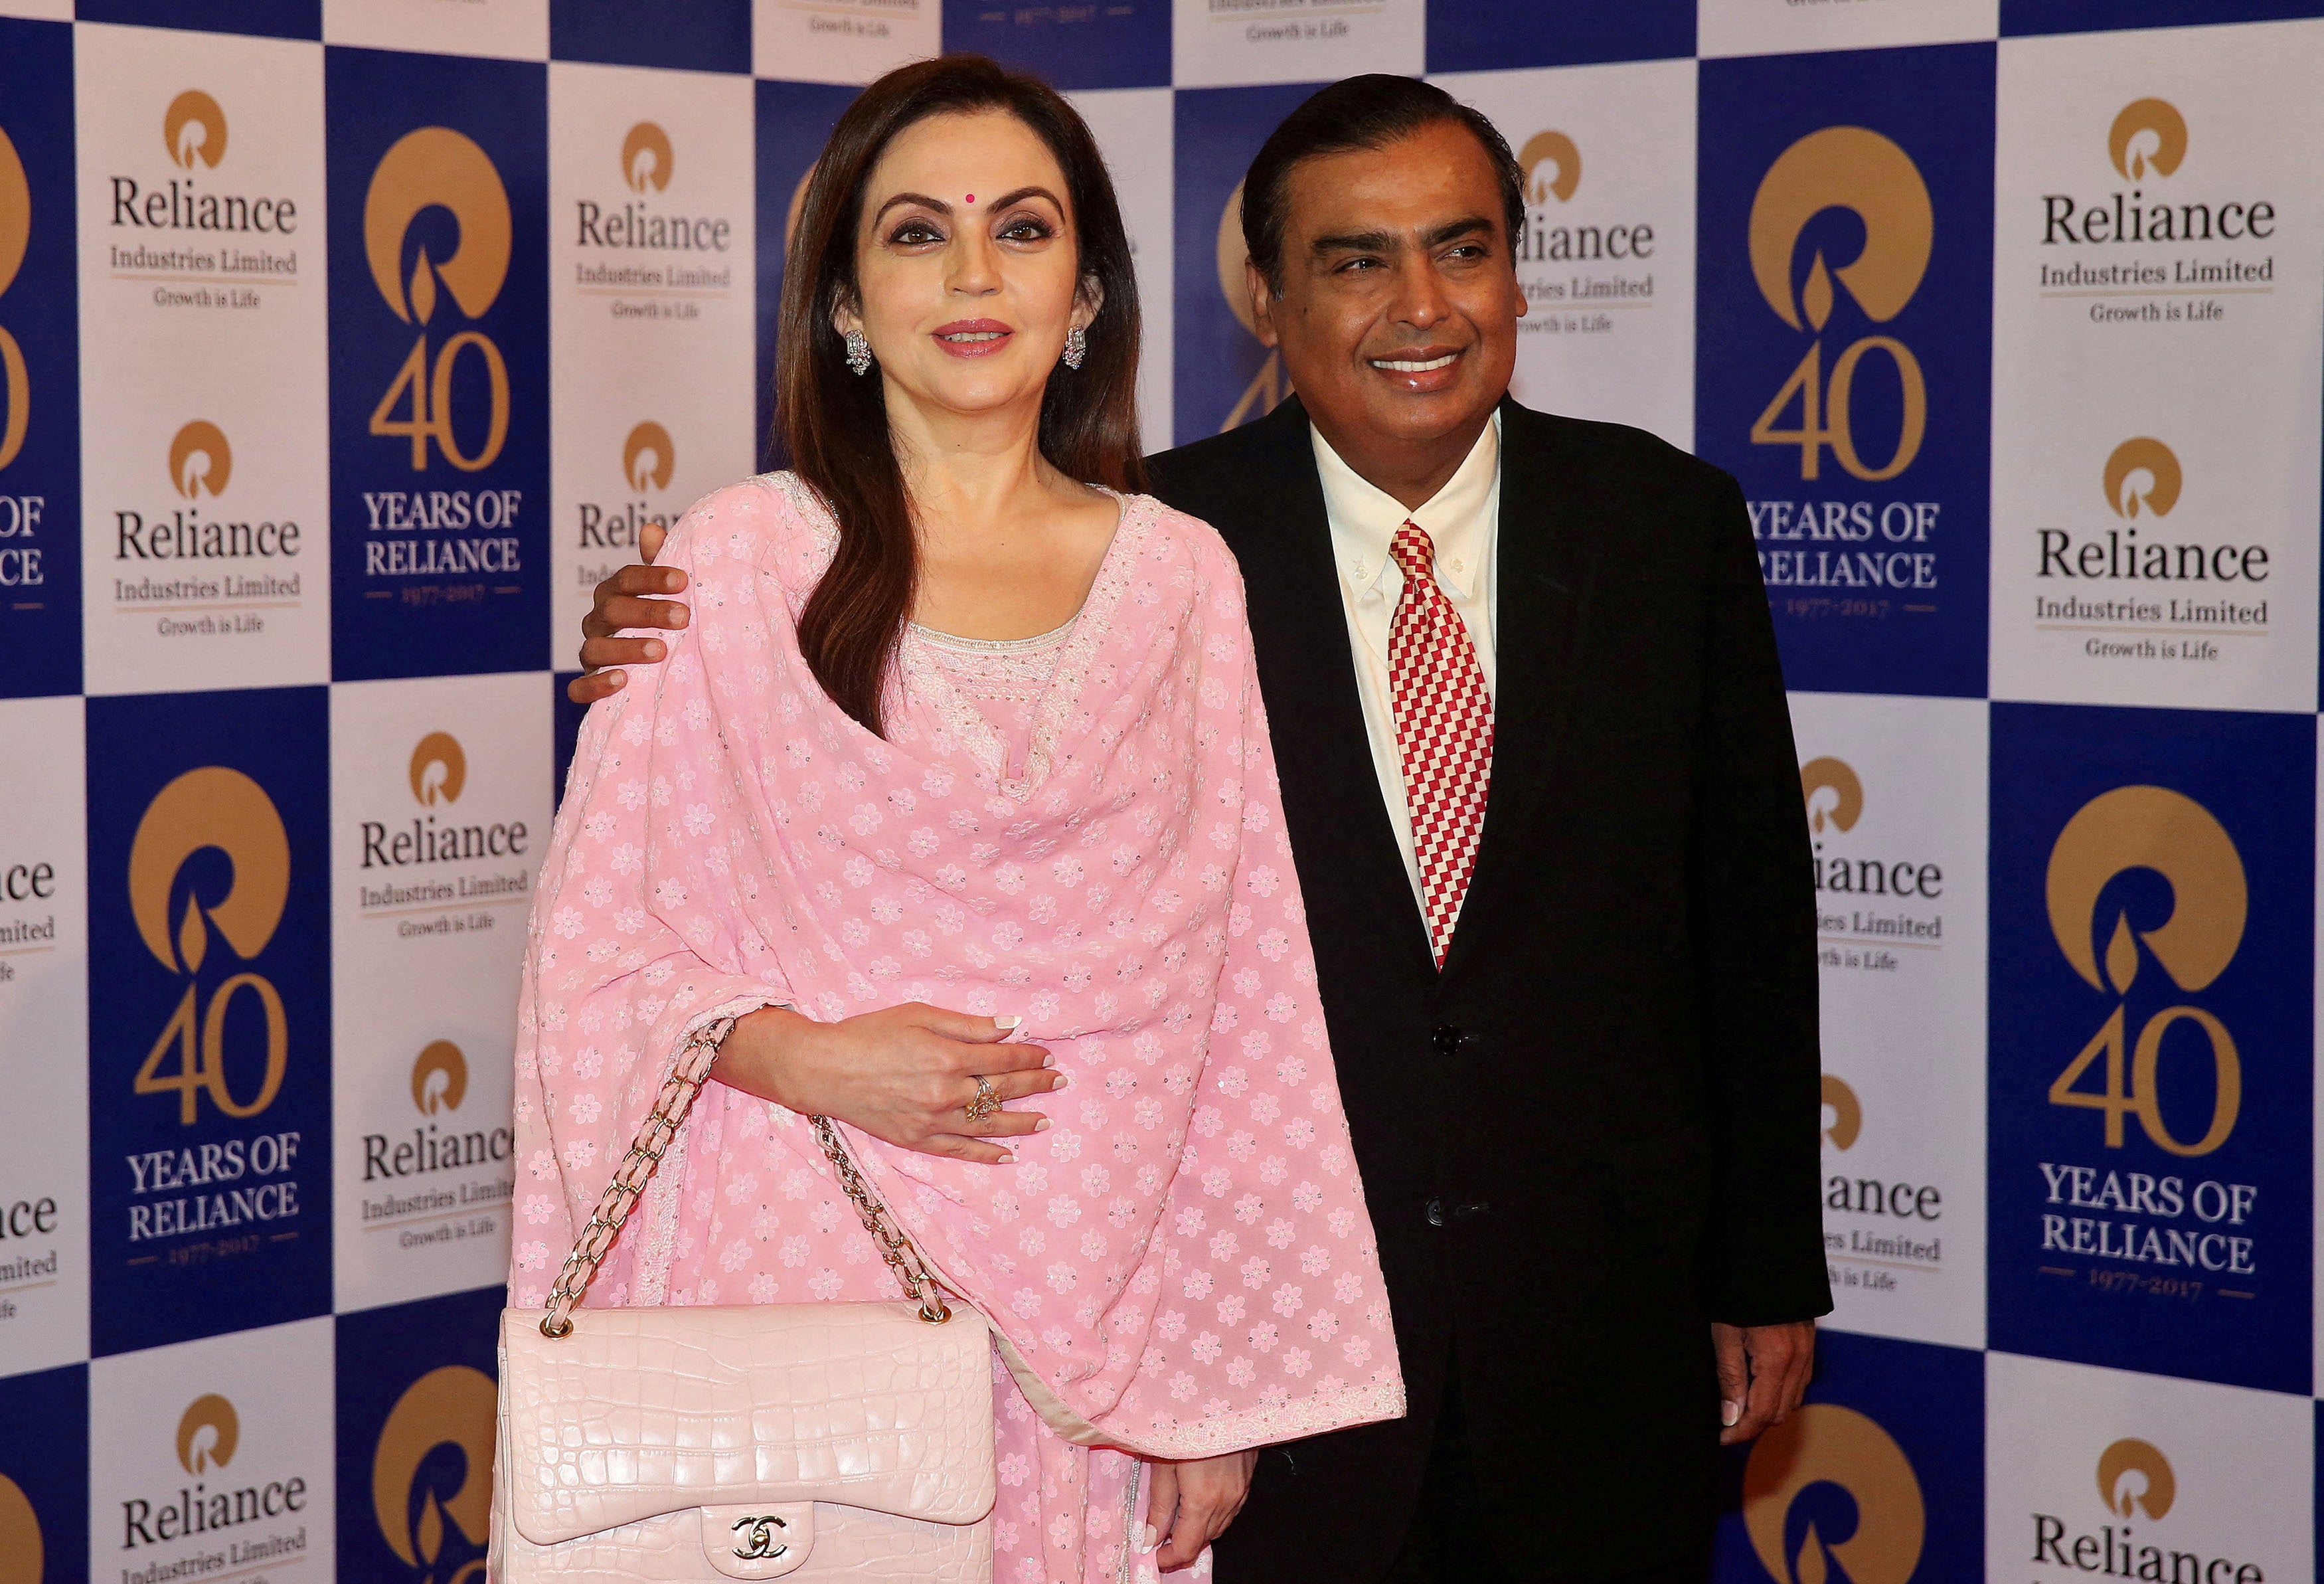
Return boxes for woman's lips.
[934,319,1015,357]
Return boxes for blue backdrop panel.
[1712,1331,1983,1584]
[334,1284,503,1584]
[76,0,320,41]
[0,1364,89,1584]
[1988,701,2315,1393]
[1424,0,1693,72]
[1171,80,1324,446]
[0,19,80,701]
[1697,43,1995,701]
[2003,0,2324,33]
[85,685,334,1356]
[325,48,550,682]
[550,0,752,72]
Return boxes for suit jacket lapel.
[1232,399,1438,974]
[1442,400,1598,977]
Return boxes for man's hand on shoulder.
[566,519,691,705]
[1711,1319,1815,1447]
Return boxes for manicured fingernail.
[668,608,689,626]
[643,640,664,660]
[1052,1075,1070,1089]
[1721,1401,1741,1427]
[1035,1118,1051,1132]
[997,1152,1015,1165]
[995,1015,1021,1031]
[1141,1525,1157,1551]
[1041,1052,1056,1067]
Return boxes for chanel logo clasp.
[731,1514,790,1561]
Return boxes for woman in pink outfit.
[510,54,1402,1583]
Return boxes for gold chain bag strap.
[491,1019,997,1583]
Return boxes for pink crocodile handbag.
[491,1023,997,1581]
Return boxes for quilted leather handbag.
[491,1021,997,1581]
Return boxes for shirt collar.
[1313,410,1500,603]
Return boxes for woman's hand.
[712,1003,1062,1164]
[1144,1451,1258,1573]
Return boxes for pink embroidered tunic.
[511,474,1404,1584]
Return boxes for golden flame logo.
[0,126,30,474]
[176,1393,239,1475]
[0,1473,41,1584]
[168,420,232,499]
[412,1040,467,1115]
[622,421,675,491]
[1519,131,1581,205]
[1821,1075,1862,1151]
[0,127,27,300]
[374,1365,495,1577]
[2110,100,2187,183]
[2104,438,2181,521]
[409,731,465,806]
[163,90,228,171]
[1800,757,1864,835]
[130,768,291,977]
[1749,128,1933,333]
[364,128,511,327]
[621,122,673,194]
[2048,786,2244,998]
[2097,1438,2175,1520]
[1216,181,1284,430]
[1744,1404,1924,1584]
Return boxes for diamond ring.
[965,1075,1001,1124]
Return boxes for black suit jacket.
[1144,396,1830,1581]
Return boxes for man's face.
[1250,120,1524,458]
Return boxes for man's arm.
[1691,472,1831,1435]
[566,520,690,705]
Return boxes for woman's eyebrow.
[872,191,950,223]
[983,185,1063,213]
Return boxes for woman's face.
[843,108,1094,423]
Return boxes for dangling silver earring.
[844,328,872,376]
[1062,325,1087,371]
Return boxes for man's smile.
[1361,343,1471,395]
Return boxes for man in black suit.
[571,74,1827,1584]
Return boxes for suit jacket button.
[1430,1024,1463,1057]
[1425,1197,1446,1227]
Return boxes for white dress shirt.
[1311,412,1501,919]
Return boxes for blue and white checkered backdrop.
[2,3,2319,1579]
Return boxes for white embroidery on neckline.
[766,472,1151,803]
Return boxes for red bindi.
[964,194,975,204]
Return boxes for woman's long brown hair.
[777,54,1147,736]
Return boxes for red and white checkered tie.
[1386,521,1494,967]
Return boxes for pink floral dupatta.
[511,475,1402,1582]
